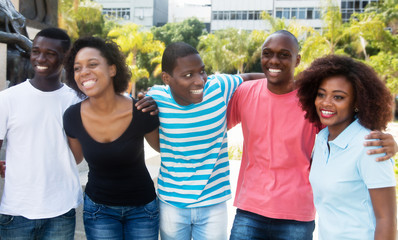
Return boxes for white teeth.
[190,89,203,94]
[36,66,48,70]
[321,110,334,115]
[82,80,95,88]
[269,69,281,73]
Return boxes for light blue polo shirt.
[310,119,396,240]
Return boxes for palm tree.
[108,23,164,96]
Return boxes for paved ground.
[0,122,397,239]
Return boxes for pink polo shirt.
[227,79,318,221]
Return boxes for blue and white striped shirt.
[147,74,243,208]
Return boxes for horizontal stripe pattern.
[147,74,242,208]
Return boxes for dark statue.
[0,0,34,86]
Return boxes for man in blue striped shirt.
[147,42,263,240]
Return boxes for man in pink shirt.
[227,30,397,239]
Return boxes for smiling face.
[162,54,207,106]
[315,76,356,140]
[73,47,116,97]
[30,36,65,79]
[261,33,301,94]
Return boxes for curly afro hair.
[296,55,392,131]
[64,37,131,98]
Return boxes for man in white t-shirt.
[0,28,83,240]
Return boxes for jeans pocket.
[61,208,76,219]
[83,195,103,219]
[143,198,159,218]
[0,214,14,225]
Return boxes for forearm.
[145,128,160,153]
[375,218,396,240]
[239,73,265,81]
[370,187,397,240]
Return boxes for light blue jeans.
[83,194,159,240]
[0,208,76,240]
[159,200,228,240]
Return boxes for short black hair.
[64,37,131,98]
[35,28,71,52]
[269,30,300,52]
[162,42,199,75]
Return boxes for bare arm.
[144,127,160,153]
[364,131,398,161]
[67,137,84,165]
[239,73,266,82]
[369,187,397,240]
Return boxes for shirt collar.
[325,119,362,149]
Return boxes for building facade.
[95,0,168,29]
[210,0,379,32]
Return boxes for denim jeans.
[83,194,159,240]
[0,208,76,240]
[159,200,228,240]
[230,209,315,240]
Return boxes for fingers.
[364,131,384,140]
[135,96,159,115]
[135,96,154,110]
[137,92,145,100]
[150,109,159,116]
[364,131,398,161]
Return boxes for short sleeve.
[62,104,79,138]
[227,85,242,129]
[132,99,159,134]
[209,74,243,104]
[358,152,396,189]
[0,91,9,139]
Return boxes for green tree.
[108,23,164,96]
[152,17,206,48]
[197,33,232,74]
[74,0,105,38]
[58,0,79,40]
[59,0,115,40]
[298,0,348,72]
[365,0,398,34]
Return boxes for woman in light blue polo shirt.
[296,55,396,240]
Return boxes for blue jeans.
[230,209,315,240]
[83,194,159,240]
[159,200,228,240]
[0,208,76,240]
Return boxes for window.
[242,11,248,20]
[248,11,255,20]
[283,8,290,19]
[341,1,347,8]
[348,1,354,8]
[254,11,261,20]
[291,8,297,18]
[231,11,236,20]
[355,0,360,8]
[307,8,313,19]
[212,11,218,20]
[276,8,282,18]
[236,11,242,20]
[223,11,230,20]
[314,8,321,19]
[103,8,130,20]
[298,8,306,19]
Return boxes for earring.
[354,108,359,112]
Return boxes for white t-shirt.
[0,80,83,219]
